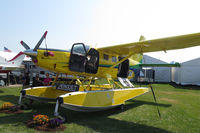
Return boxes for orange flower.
[33,114,49,125]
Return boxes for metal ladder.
[118,77,134,88]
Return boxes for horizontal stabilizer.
[140,63,181,67]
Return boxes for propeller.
[150,84,161,118]
[20,31,48,57]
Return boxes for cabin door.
[85,48,99,74]
[117,57,129,78]
[69,43,87,72]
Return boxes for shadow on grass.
[0,111,34,125]
[71,116,172,133]
[0,100,172,133]
[66,102,171,133]
[0,102,56,125]
[170,82,200,90]
[127,99,171,108]
[0,90,3,93]
[64,99,172,133]
[0,95,19,104]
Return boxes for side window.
[112,56,117,62]
[103,54,109,60]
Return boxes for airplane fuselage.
[35,43,143,79]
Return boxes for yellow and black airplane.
[19,31,200,116]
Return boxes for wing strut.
[150,84,161,118]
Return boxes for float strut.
[54,100,60,116]
[18,93,23,105]
[54,99,66,122]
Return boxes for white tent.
[171,57,200,86]
[143,55,171,82]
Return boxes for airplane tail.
[8,52,25,66]
[128,35,145,79]
[139,35,145,61]
[129,35,145,64]
[139,35,146,41]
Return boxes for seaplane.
[18,31,200,118]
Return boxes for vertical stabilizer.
[8,52,25,66]
[139,35,146,41]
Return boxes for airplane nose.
[23,49,37,57]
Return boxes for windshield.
[70,43,90,55]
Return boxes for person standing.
[32,74,43,87]
[43,73,52,86]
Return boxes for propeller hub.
[23,49,37,57]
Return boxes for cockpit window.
[72,45,86,55]
[69,43,90,55]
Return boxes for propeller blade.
[33,31,48,51]
[20,41,30,50]
[150,84,161,118]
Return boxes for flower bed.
[26,114,66,132]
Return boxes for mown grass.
[0,83,200,133]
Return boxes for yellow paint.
[25,84,113,99]
[36,48,140,80]
[62,88,149,107]
[25,86,68,99]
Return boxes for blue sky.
[1,0,200,62]
[0,0,99,51]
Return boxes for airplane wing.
[97,32,200,56]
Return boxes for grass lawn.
[0,83,200,133]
